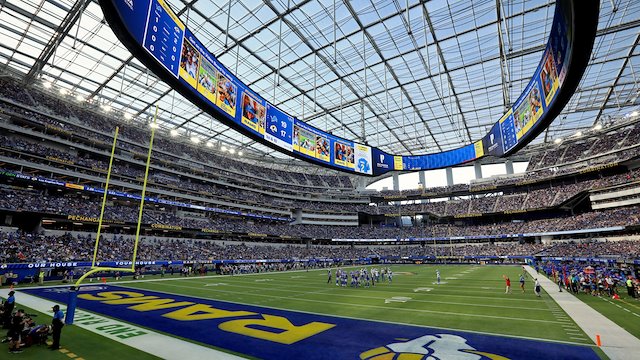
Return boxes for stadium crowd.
[0,80,355,195]
[3,76,640,206]
[1,230,639,264]
[2,184,640,239]
[538,261,639,299]
[2,124,639,215]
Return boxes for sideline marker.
[595,334,601,347]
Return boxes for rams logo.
[360,334,509,360]
[269,124,278,133]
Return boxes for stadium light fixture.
[206,141,213,148]
[149,122,159,129]
[59,88,68,95]
[221,146,227,152]
[575,131,582,137]
[170,129,179,137]
[632,111,639,117]
[42,81,52,89]
[554,138,562,144]
[76,94,84,102]
[190,136,200,144]
[593,124,602,130]
[229,148,236,154]
[124,112,133,120]
[238,151,243,156]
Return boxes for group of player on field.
[503,269,542,297]
[327,267,392,287]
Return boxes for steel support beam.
[495,0,511,110]
[592,33,640,125]
[25,0,91,82]
[421,3,471,142]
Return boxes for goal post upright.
[131,105,158,271]
[91,125,119,269]
[67,106,158,324]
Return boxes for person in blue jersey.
[557,272,564,292]
[365,271,370,288]
[543,70,553,96]
[26,324,50,346]
[49,304,64,350]
[244,101,257,122]
[185,55,198,79]
[224,81,235,107]
[2,290,16,328]
[335,143,345,161]
[222,91,232,107]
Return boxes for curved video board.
[99,0,598,176]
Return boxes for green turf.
[12,264,612,359]
[0,297,160,359]
[121,265,594,344]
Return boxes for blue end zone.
[21,285,599,360]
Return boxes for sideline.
[0,288,243,360]
[524,265,640,360]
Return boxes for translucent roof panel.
[0,0,637,165]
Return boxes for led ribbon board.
[100,0,598,176]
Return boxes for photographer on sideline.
[2,291,15,328]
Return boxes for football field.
[14,264,609,359]
[128,264,588,341]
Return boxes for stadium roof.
[0,0,638,163]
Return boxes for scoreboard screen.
[101,0,592,176]
[141,0,183,78]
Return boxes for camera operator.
[8,309,27,353]
[2,291,15,328]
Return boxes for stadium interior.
[0,0,639,359]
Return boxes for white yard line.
[129,278,550,311]
[113,282,593,347]
[0,288,243,360]
[142,281,563,324]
